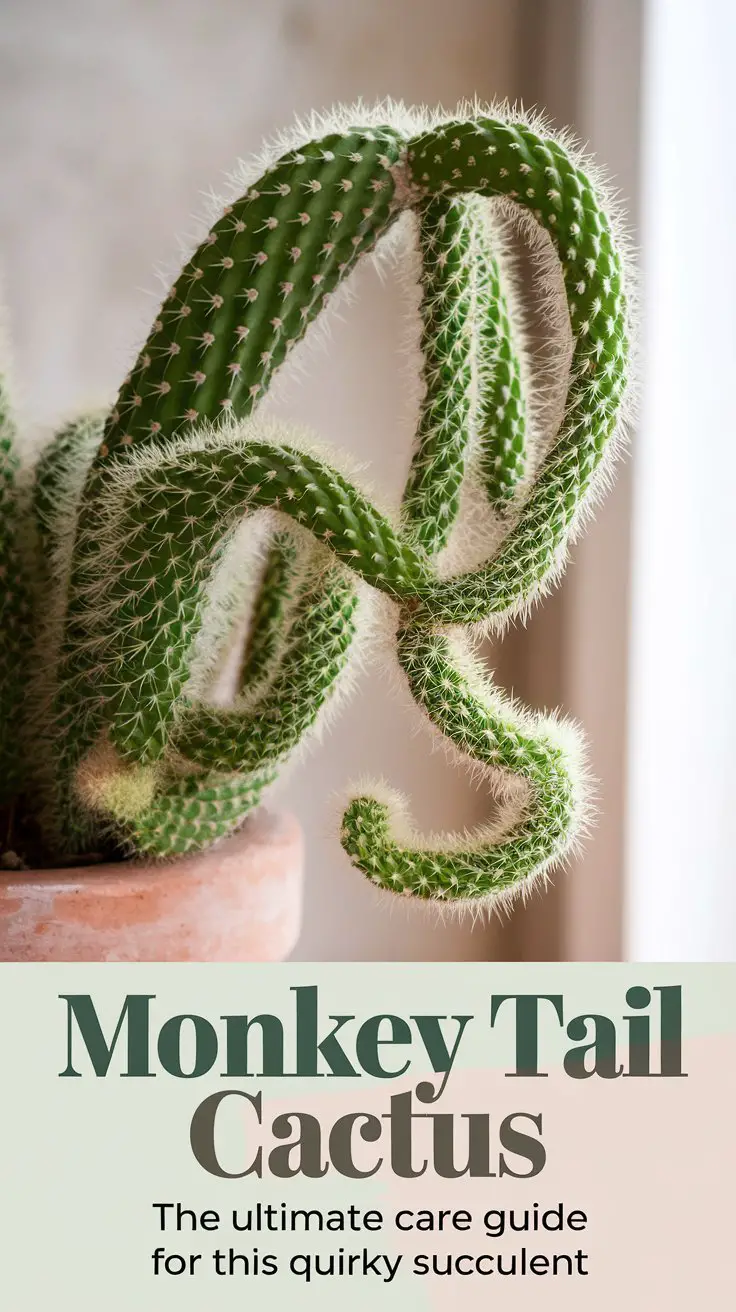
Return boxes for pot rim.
[0,807,298,889]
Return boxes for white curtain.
[625,0,736,960]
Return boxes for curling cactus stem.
[0,101,632,904]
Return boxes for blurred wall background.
[0,0,646,959]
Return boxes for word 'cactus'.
[0,103,631,904]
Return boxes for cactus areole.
[0,103,632,906]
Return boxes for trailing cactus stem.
[341,625,581,899]
[174,565,360,774]
[0,372,32,806]
[95,129,406,468]
[0,104,629,900]
[401,194,527,556]
[120,767,277,858]
[237,533,298,689]
[401,196,481,554]
[341,113,628,897]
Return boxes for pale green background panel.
[1,964,734,1308]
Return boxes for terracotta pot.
[0,809,303,962]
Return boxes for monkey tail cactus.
[0,102,632,907]
[0,366,33,808]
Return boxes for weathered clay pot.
[0,809,303,962]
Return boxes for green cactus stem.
[0,371,33,808]
[0,104,631,907]
[401,194,527,557]
[341,624,583,899]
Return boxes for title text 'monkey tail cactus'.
[0,102,632,907]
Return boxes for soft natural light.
[626,0,736,959]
